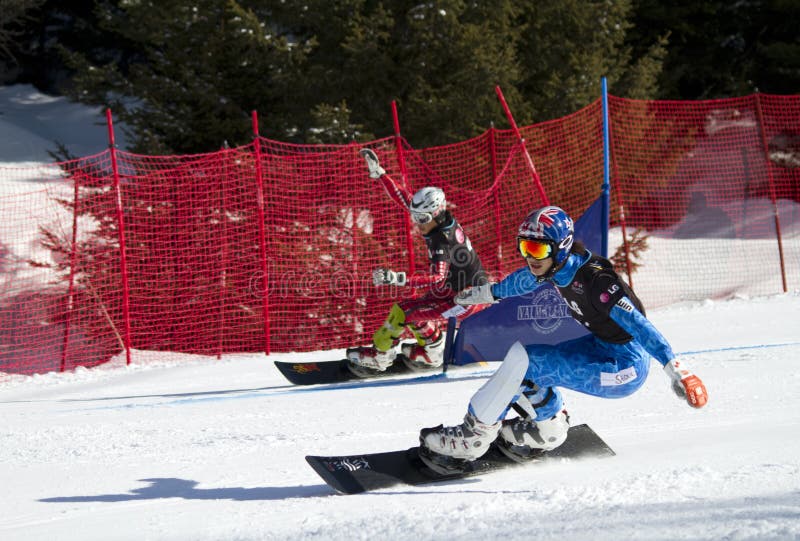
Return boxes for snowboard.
[306,423,614,494]
[276,318,459,386]
[273,356,420,385]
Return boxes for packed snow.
[1,85,799,541]
[1,294,799,541]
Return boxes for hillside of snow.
[1,294,799,541]
[1,84,799,541]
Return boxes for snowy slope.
[1,84,799,541]
[1,294,799,541]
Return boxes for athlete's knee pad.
[468,341,529,423]
[372,304,406,351]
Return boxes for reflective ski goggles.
[518,238,553,260]
[411,211,434,225]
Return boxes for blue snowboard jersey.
[487,250,675,420]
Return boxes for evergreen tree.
[244,0,528,148]
[62,1,311,153]
[1,1,119,92]
[754,0,800,94]
[8,0,798,154]
[60,0,528,151]
[0,0,44,62]
[515,0,666,123]
[629,0,800,98]
[362,0,526,146]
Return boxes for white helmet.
[409,187,446,225]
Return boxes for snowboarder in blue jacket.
[420,205,708,470]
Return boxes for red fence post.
[754,94,788,293]
[488,125,504,274]
[251,111,271,355]
[494,86,549,206]
[391,101,416,274]
[60,171,81,372]
[216,142,231,359]
[105,109,132,365]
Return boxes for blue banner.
[451,196,606,365]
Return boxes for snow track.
[1,295,799,540]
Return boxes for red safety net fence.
[1,93,798,375]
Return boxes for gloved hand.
[359,148,386,179]
[373,268,406,286]
[664,358,708,408]
[455,283,497,305]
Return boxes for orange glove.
[664,358,708,408]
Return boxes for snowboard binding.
[416,443,473,476]
[345,361,383,379]
[493,437,546,464]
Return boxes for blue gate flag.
[451,196,606,365]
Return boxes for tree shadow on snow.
[39,477,330,502]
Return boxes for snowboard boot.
[346,346,397,376]
[496,409,570,463]
[418,412,500,474]
[401,334,445,371]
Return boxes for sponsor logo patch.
[600,292,610,303]
[324,457,371,472]
[571,281,584,294]
[600,366,638,386]
[292,363,321,374]
[616,298,635,312]
[455,227,465,243]
[517,287,571,334]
